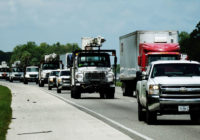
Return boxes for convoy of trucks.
[119,30,181,96]
[1,31,200,125]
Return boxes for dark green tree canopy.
[10,41,80,67]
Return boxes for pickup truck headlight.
[49,78,53,82]
[107,73,114,82]
[58,78,62,84]
[76,73,83,82]
[25,74,30,78]
[149,85,159,95]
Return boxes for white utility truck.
[136,60,200,124]
[70,36,117,99]
[38,53,63,87]
[119,30,180,96]
[0,61,9,79]
[24,66,39,84]
[9,61,24,82]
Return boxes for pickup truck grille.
[30,74,37,78]
[62,78,70,83]
[85,72,105,81]
[15,74,21,77]
[160,85,200,98]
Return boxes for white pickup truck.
[136,60,200,124]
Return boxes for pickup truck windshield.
[0,68,9,72]
[78,53,110,67]
[12,68,23,72]
[151,63,200,78]
[60,71,70,76]
[27,68,38,72]
[42,63,60,70]
[50,71,60,76]
[148,55,178,66]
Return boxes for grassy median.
[0,85,12,140]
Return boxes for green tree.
[179,31,190,53]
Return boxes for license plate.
[178,105,189,112]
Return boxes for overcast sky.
[0,0,200,56]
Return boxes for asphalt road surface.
[2,80,200,140]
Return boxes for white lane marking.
[39,87,153,140]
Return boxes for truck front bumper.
[147,95,200,114]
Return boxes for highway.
[2,80,200,140]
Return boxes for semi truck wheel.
[122,82,132,96]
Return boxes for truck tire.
[106,87,115,99]
[71,86,80,99]
[39,80,44,87]
[48,86,52,90]
[190,113,200,123]
[10,78,13,82]
[122,82,133,96]
[24,79,28,84]
[146,110,157,125]
[57,88,61,93]
[36,80,38,84]
[138,102,145,121]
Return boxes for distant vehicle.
[0,61,10,79]
[24,66,39,84]
[9,61,24,82]
[48,70,60,90]
[38,53,63,87]
[56,69,71,93]
[136,60,200,124]
[119,30,181,96]
[60,53,73,69]
[70,36,117,99]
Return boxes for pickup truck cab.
[136,60,200,124]
[56,69,71,93]
[48,70,60,90]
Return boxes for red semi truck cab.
[138,43,180,71]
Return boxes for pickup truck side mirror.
[142,71,148,80]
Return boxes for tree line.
[0,42,80,67]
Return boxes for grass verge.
[0,85,12,140]
[116,81,122,87]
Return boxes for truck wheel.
[39,80,44,87]
[146,110,157,125]
[48,86,52,90]
[100,92,105,99]
[57,88,61,93]
[72,86,81,99]
[190,113,200,123]
[10,78,13,82]
[24,79,28,84]
[36,80,38,84]
[138,102,145,121]
[106,88,115,99]
[122,82,132,96]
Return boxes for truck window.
[148,55,178,65]
[78,53,110,67]
[12,68,23,72]
[50,71,60,76]
[151,64,200,78]
[43,63,60,70]
[27,68,39,72]
[60,71,70,76]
